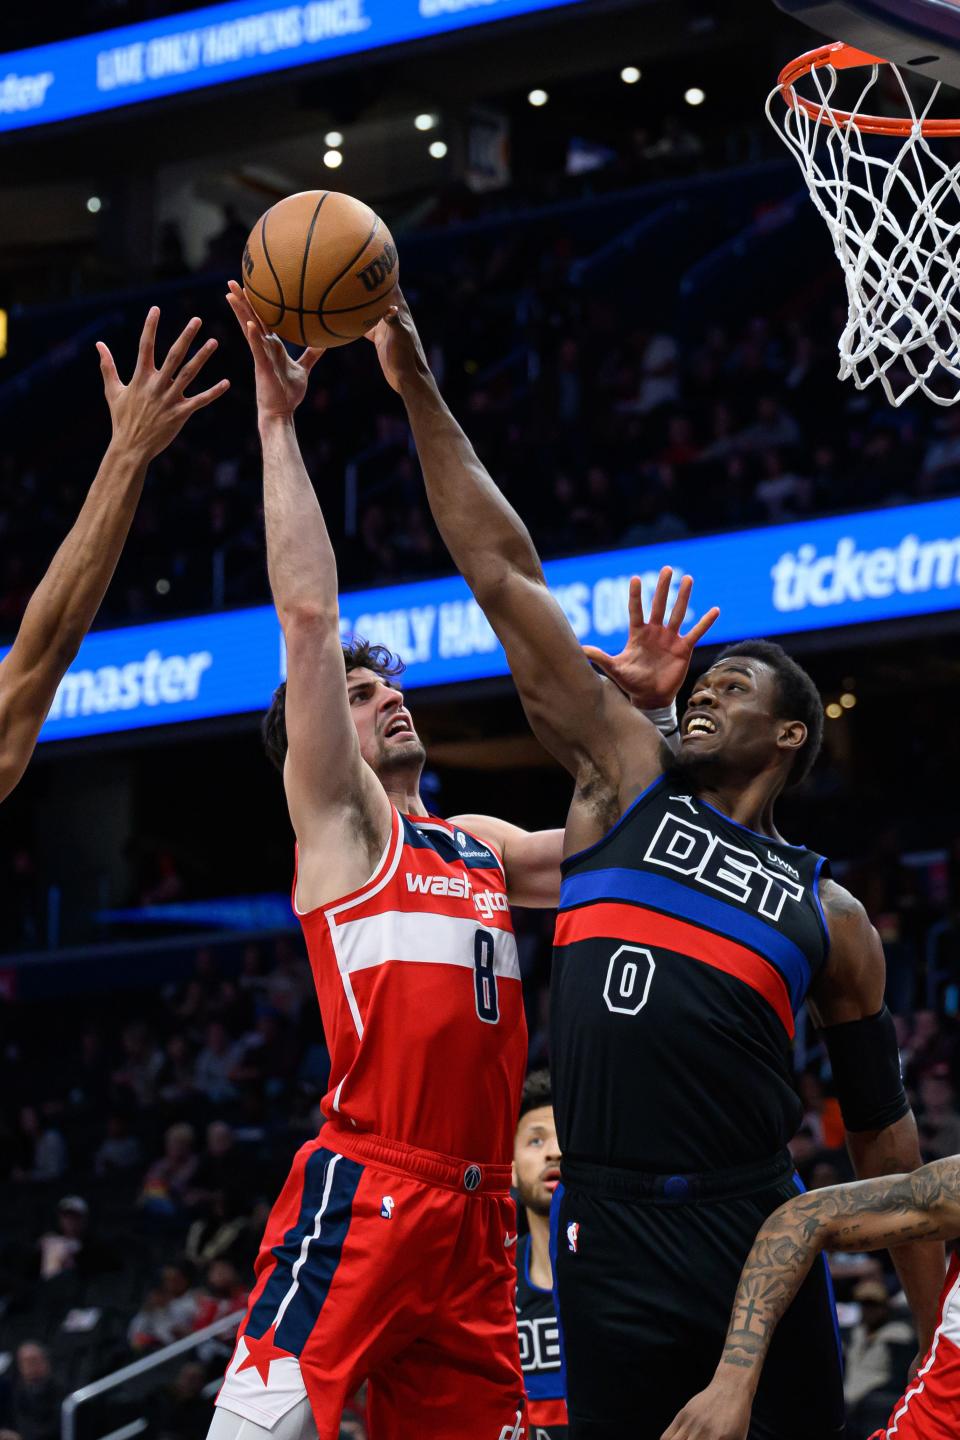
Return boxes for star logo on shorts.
[237,1325,291,1386]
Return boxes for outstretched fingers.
[627,575,645,635]
[299,346,326,373]
[159,315,203,381]
[668,574,693,632]
[136,306,160,371]
[685,605,721,647]
[182,377,230,413]
[173,336,219,395]
[96,341,121,399]
[649,565,672,628]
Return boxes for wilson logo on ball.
[242,245,254,279]
[356,242,398,293]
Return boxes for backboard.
[774,0,960,86]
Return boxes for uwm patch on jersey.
[296,808,527,1166]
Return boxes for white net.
[766,58,960,406]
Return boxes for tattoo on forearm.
[719,1161,960,1373]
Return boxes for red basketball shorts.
[216,1124,526,1440]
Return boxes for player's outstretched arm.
[226,283,390,897]
[662,1158,960,1440]
[367,297,682,812]
[808,880,946,1353]
[0,307,228,804]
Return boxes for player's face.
[347,668,426,777]
[513,1105,562,1219]
[677,658,804,785]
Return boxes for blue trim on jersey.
[246,1148,363,1351]
[558,867,811,1012]
[548,1182,569,1402]
[794,1172,844,1370]
[560,774,669,871]
[812,856,831,962]
[695,795,811,852]
[524,1230,553,1295]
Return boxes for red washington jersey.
[871,1252,960,1440]
[295,806,527,1165]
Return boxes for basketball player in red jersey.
[0,307,227,804]
[664,1157,960,1440]
[214,284,713,1440]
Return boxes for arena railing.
[60,1308,244,1440]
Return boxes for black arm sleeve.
[822,1004,910,1134]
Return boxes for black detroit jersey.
[552,770,831,1172]
[515,1234,568,1437]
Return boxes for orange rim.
[777,40,960,136]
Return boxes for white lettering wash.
[48,650,212,720]
[771,533,960,612]
[404,871,509,919]
[0,71,54,112]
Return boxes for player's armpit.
[449,817,563,907]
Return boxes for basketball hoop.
[767,41,960,406]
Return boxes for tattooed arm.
[661,1159,960,1440]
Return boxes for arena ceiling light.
[621,66,641,84]
[86,195,102,213]
[323,149,343,169]
[825,702,843,720]
[429,140,448,159]
[684,86,706,106]
[415,113,438,131]
[527,88,549,107]
[324,130,343,147]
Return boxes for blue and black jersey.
[516,1234,568,1437]
[552,770,830,1173]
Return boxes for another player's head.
[263,637,426,779]
[513,1069,561,1220]
[677,639,823,795]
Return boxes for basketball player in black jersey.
[514,1071,567,1439]
[0,308,227,806]
[366,297,945,1439]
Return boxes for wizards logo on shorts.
[566,1221,579,1253]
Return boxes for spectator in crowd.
[7,1345,61,1440]
[843,1280,915,1438]
[191,1259,246,1330]
[149,1360,210,1440]
[113,1022,164,1108]
[916,1063,960,1158]
[128,1262,200,1351]
[193,1021,240,1104]
[94,1113,142,1177]
[139,1123,198,1219]
[186,1121,244,1216]
[11,1106,67,1183]
[37,1196,110,1281]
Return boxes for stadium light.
[323,149,343,169]
[840,692,857,709]
[621,66,641,84]
[527,89,549,107]
[324,130,343,147]
[825,702,843,720]
[86,196,102,213]
[429,140,448,159]
[415,113,437,131]
[684,87,706,106]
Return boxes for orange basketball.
[241,190,399,348]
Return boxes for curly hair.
[262,637,405,773]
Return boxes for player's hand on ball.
[365,291,429,394]
[660,1382,751,1440]
[583,568,719,709]
[225,280,324,418]
[97,306,229,460]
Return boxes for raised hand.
[583,567,720,710]
[226,280,324,418]
[97,307,229,459]
[364,291,429,395]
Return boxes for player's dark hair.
[261,638,405,773]
[715,639,823,786]
[518,1068,552,1121]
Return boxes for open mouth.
[384,715,414,739]
[541,1166,561,1192]
[683,714,718,739]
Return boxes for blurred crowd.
[3,208,959,638]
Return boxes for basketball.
[241,190,399,348]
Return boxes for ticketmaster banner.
[7,495,960,742]
[0,0,581,133]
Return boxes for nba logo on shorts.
[566,1221,580,1253]
[380,1196,395,1219]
